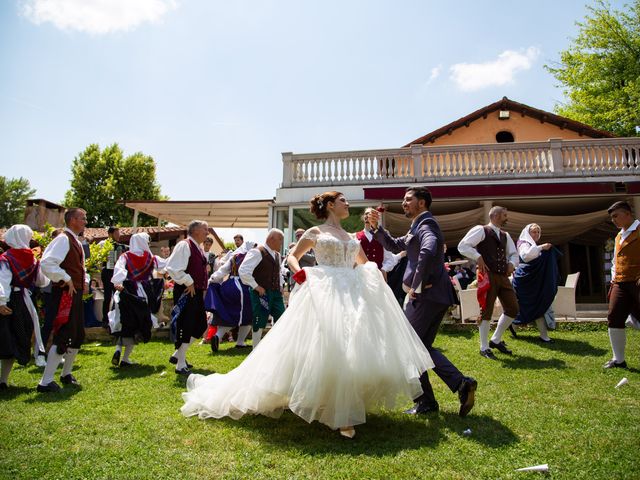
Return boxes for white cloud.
[428,65,441,82]
[449,47,540,92]
[20,0,178,34]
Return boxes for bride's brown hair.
[310,191,343,220]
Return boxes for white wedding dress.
[181,231,434,430]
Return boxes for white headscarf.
[4,224,33,249]
[518,223,539,248]
[129,233,152,255]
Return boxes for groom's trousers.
[404,293,464,405]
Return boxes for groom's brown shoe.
[458,377,477,417]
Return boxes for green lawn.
[1,325,638,480]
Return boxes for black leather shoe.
[119,361,135,368]
[60,374,79,386]
[111,350,121,366]
[37,381,61,393]
[458,377,478,417]
[603,359,627,369]
[480,349,497,360]
[538,337,554,344]
[175,367,191,375]
[211,336,219,353]
[170,356,193,368]
[404,401,439,415]
[235,344,251,349]
[489,340,513,355]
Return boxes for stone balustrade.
[281,137,640,187]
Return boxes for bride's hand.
[369,209,380,229]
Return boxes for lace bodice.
[300,230,360,268]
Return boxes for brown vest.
[476,226,508,274]
[253,247,280,291]
[613,229,640,282]
[59,231,85,289]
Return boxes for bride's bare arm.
[355,246,368,265]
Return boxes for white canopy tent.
[124,199,273,228]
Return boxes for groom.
[370,187,477,416]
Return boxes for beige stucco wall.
[429,110,588,146]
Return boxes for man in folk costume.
[357,207,402,279]
[458,206,520,360]
[99,227,127,328]
[370,187,477,416]
[37,208,89,392]
[604,201,640,369]
[110,233,166,367]
[165,220,209,374]
[239,229,286,349]
[206,241,256,352]
[0,225,49,389]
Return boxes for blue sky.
[0,0,629,207]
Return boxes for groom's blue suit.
[375,211,464,406]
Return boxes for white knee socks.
[535,317,551,341]
[122,344,134,363]
[236,325,251,346]
[491,314,514,344]
[40,345,64,385]
[0,359,14,384]
[479,320,491,351]
[61,348,79,377]
[608,328,626,363]
[252,328,263,349]
[216,326,231,340]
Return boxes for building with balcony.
[272,97,640,303]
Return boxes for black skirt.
[51,286,85,352]
[116,281,153,342]
[0,289,34,365]
[173,284,207,348]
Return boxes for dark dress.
[512,247,561,325]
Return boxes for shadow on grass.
[109,364,165,380]
[213,410,517,456]
[499,354,568,370]
[0,385,32,400]
[212,347,252,358]
[515,335,608,357]
[24,385,82,403]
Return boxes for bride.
[181,191,434,438]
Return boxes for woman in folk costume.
[110,233,166,367]
[181,191,433,439]
[0,225,49,388]
[511,224,559,343]
[205,241,256,352]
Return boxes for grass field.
[1,324,638,480]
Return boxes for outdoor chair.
[552,272,580,321]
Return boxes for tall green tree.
[64,143,165,227]
[546,0,640,136]
[0,176,36,228]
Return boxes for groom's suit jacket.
[374,211,456,307]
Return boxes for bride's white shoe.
[339,427,356,439]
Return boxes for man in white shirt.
[604,200,640,369]
[165,220,209,374]
[458,206,520,359]
[37,208,89,392]
[239,229,286,349]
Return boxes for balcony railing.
[281,137,640,187]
